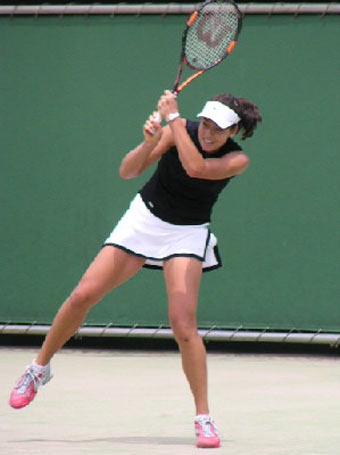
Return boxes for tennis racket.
[173,0,243,94]
[153,0,242,124]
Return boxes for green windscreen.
[1,14,339,332]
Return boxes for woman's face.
[198,118,236,153]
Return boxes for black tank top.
[139,120,242,225]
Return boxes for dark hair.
[210,93,262,140]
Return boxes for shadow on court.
[7,435,194,445]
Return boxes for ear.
[229,125,239,138]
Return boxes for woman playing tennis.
[9,89,262,449]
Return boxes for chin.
[200,141,215,152]
[203,144,217,153]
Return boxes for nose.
[204,125,213,138]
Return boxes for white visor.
[197,101,240,129]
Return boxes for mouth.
[202,138,214,149]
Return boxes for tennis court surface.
[1,346,339,455]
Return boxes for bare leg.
[163,257,209,415]
[36,246,145,365]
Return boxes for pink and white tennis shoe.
[195,414,221,448]
[9,361,52,409]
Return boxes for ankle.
[195,406,210,416]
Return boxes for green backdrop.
[1,14,339,332]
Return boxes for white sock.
[195,414,210,421]
[32,359,49,370]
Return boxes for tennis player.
[9,89,262,449]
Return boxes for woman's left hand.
[157,90,179,121]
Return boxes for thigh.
[77,246,145,301]
[163,257,203,322]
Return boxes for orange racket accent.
[187,11,198,26]
[227,40,236,54]
[176,70,205,94]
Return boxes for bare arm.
[119,112,174,179]
[169,117,249,179]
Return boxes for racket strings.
[185,2,240,70]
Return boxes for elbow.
[119,166,139,180]
[119,166,129,179]
[227,153,250,177]
[241,155,250,168]
[234,155,250,175]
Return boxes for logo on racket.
[197,13,233,48]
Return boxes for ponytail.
[210,93,262,140]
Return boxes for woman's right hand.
[143,111,162,144]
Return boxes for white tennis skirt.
[103,194,222,272]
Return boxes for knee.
[67,282,98,312]
[170,317,198,345]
